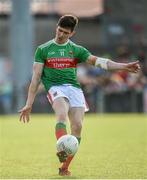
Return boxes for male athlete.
[19,15,140,176]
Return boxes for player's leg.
[47,86,72,175]
[69,107,85,138]
[52,97,70,163]
[60,107,85,172]
[52,97,73,176]
[52,97,69,140]
[47,87,69,140]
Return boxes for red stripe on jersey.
[44,58,78,69]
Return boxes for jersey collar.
[53,39,69,46]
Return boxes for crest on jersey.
[69,51,73,55]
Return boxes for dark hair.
[57,15,78,32]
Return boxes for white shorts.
[47,84,89,112]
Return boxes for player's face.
[55,26,74,43]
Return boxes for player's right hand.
[19,105,32,123]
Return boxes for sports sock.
[55,122,67,140]
[76,137,81,144]
[61,136,81,170]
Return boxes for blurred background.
[0,0,147,114]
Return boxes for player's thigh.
[68,107,85,126]
[52,97,69,117]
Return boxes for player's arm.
[19,62,44,123]
[87,55,140,73]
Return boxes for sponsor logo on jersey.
[45,58,78,69]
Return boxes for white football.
[56,134,79,155]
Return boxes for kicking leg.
[52,97,70,163]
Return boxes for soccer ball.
[56,134,79,155]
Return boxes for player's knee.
[58,111,67,120]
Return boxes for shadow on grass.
[51,175,78,179]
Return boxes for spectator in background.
[0,57,13,114]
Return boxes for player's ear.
[70,30,75,37]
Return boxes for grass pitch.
[0,114,147,179]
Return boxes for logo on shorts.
[53,92,58,97]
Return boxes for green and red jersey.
[35,39,91,91]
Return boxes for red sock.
[61,155,74,169]
[55,122,67,140]
[61,137,81,170]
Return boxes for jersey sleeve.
[34,47,45,64]
[76,46,91,63]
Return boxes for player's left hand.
[125,61,141,73]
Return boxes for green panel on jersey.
[42,67,80,90]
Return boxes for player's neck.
[54,37,69,45]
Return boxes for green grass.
[0,114,147,179]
